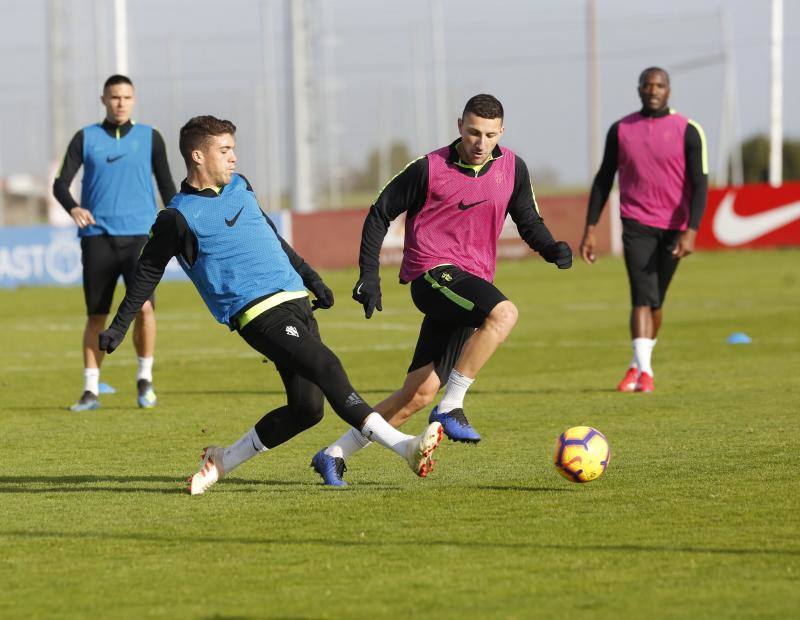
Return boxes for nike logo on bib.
[458,200,487,211]
[106,154,127,163]
[225,207,244,227]
[712,191,800,245]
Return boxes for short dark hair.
[462,94,504,120]
[179,115,237,164]
[638,67,670,87]
[103,74,133,91]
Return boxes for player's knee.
[289,385,325,430]
[139,300,155,317]
[295,400,324,429]
[487,301,518,338]
[86,314,107,332]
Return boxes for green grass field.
[1,250,799,619]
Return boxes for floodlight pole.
[412,29,431,154]
[289,0,314,212]
[769,0,783,187]
[431,0,449,146]
[47,0,68,162]
[114,0,129,75]
[259,0,283,212]
[719,8,743,186]
[93,0,108,90]
[586,0,601,179]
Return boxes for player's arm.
[99,209,186,353]
[673,120,709,258]
[151,128,177,205]
[581,122,620,264]
[52,130,96,229]
[507,157,572,269]
[354,156,428,318]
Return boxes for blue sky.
[1,0,797,196]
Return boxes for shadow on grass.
[477,484,573,493]
[0,474,399,494]
[1,528,797,557]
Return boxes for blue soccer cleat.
[310,449,347,487]
[137,379,157,409]
[69,391,100,412]
[429,406,481,443]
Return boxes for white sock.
[137,356,154,382]
[84,368,100,396]
[632,338,655,376]
[360,412,413,457]
[325,427,372,460]
[223,427,268,473]
[438,369,474,413]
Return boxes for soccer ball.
[553,426,611,483]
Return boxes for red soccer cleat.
[635,372,654,393]
[616,367,639,392]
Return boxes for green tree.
[349,141,415,193]
[739,135,800,183]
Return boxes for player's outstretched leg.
[311,365,442,486]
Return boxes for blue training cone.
[98,382,117,394]
[727,332,752,345]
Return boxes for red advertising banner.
[697,182,800,249]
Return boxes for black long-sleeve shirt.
[52,119,176,213]
[107,176,322,334]
[586,108,708,229]
[359,140,556,280]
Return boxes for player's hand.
[542,241,573,269]
[70,206,96,229]
[579,228,597,264]
[308,279,334,310]
[352,274,382,319]
[672,229,696,259]
[98,327,126,354]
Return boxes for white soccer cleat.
[405,422,443,478]
[187,446,226,495]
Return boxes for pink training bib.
[617,111,691,230]
[399,145,516,283]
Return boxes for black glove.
[541,241,573,269]
[98,326,126,354]
[307,279,335,310]
[352,274,382,319]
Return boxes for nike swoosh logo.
[712,191,800,245]
[356,282,363,295]
[457,200,487,211]
[106,154,127,163]
[225,207,244,227]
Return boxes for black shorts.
[622,218,682,309]
[81,234,154,315]
[407,265,507,380]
